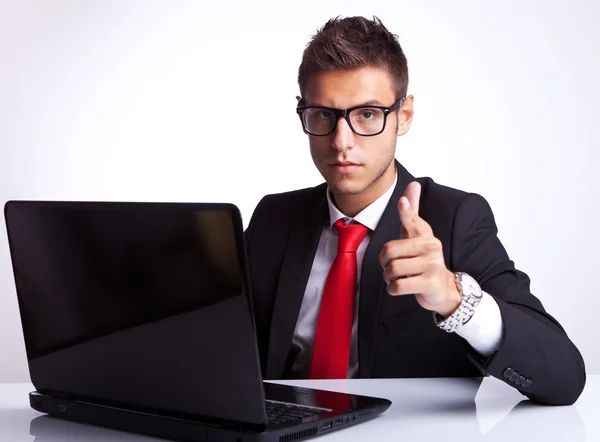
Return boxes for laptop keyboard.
[265,400,323,425]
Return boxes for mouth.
[329,161,362,174]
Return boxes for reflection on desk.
[0,376,595,442]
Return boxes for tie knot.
[333,219,368,254]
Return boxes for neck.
[332,162,396,218]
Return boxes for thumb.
[398,196,416,239]
[398,182,423,239]
[403,181,421,214]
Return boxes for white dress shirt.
[290,174,504,378]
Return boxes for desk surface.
[0,376,596,442]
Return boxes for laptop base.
[30,387,390,442]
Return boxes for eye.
[353,108,382,121]
[317,110,334,119]
[361,111,375,119]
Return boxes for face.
[301,66,413,212]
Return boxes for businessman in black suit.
[245,16,586,405]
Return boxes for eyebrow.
[303,99,388,108]
[355,100,387,107]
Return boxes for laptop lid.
[4,201,268,427]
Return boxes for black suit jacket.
[244,160,586,405]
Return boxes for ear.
[396,95,414,137]
[296,96,308,135]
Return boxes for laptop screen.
[7,203,242,360]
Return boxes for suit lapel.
[358,160,415,377]
[265,191,328,379]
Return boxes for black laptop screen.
[5,202,243,361]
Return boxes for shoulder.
[253,183,326,217]
[247,183,327,234]
[415,176,494,225]
[418,176,467,205]
[259,183,326,208]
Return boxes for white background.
[1,0,598,382]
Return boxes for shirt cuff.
[455,291,503,357]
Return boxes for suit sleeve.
[450,193,586,405]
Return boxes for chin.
[327,180,367,196]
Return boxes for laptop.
[4,200,391,442]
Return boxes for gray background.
[1,0,598,382]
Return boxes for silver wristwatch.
[434,272,483,333]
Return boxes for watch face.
[459,273,483,298]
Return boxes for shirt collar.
[326,171,398,231]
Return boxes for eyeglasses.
[296,97,404,137]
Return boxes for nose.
[331,116,355,152]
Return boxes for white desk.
[0,376,597,441]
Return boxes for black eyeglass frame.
[296,97,405,137]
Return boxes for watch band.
[434,272,483,333]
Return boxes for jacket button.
[523,379,532,388]
[516,376,526,386]
[510,372,519,382]
[503,368,514,379]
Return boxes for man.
[244,16,585,406]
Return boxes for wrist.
[434,272,484,333]
[436,271,462,318]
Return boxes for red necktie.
[309,219,368,379]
